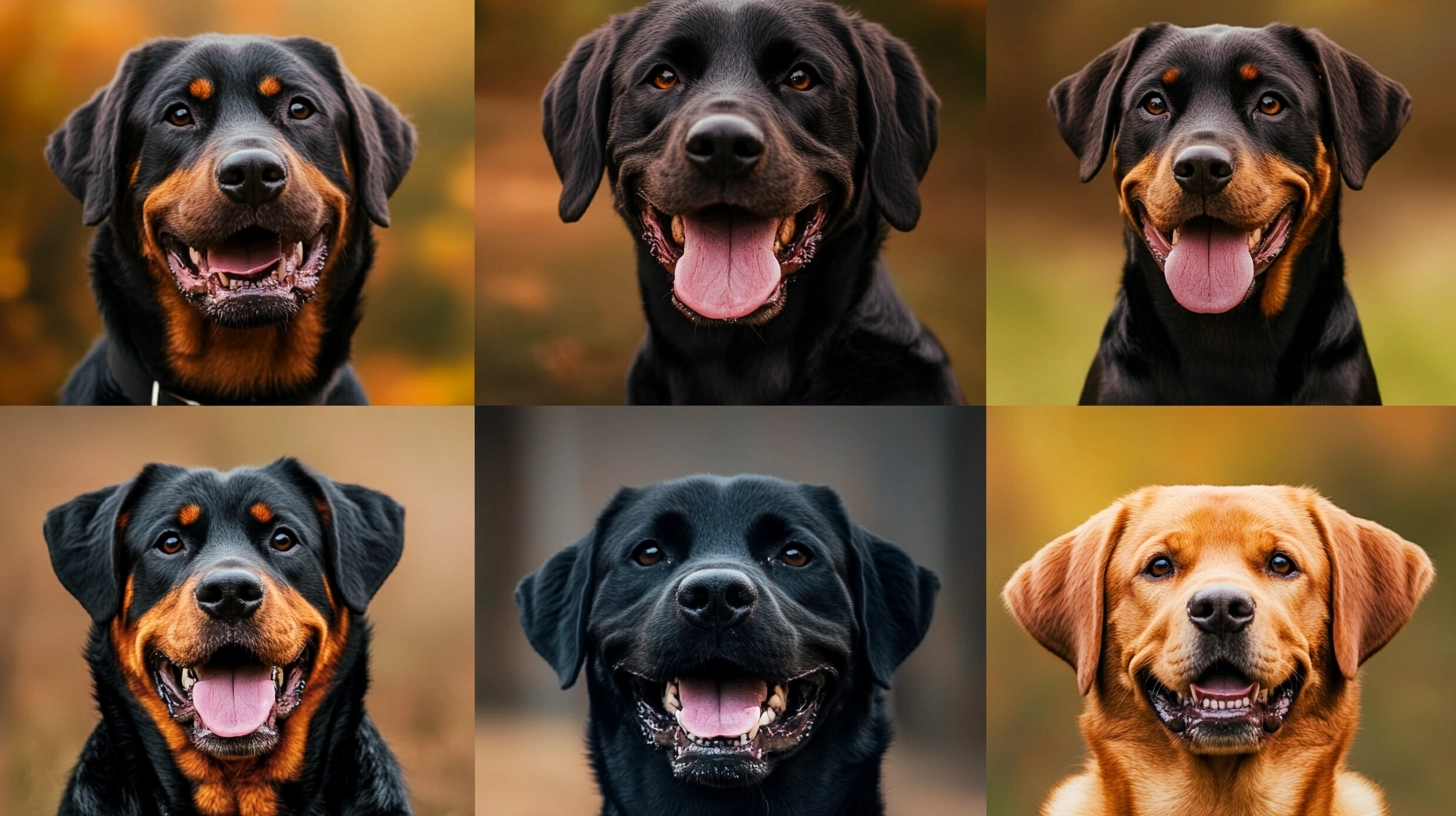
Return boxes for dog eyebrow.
[1161,67,1180,84]
[188,78,212,100]
[251,502,275,523]
[1240,63,1260,81]
[259,76,282,97]
[178,504,201,525]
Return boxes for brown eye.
[1143,94,1168,115]
[651,67,678,90]
[1268,553,1297,576]
[156,533,183,555]
[1144,555,1174,579]
[167,105,193,126]
[1258,94,1283,116]
[777,545,811,567]
[271,531,295,552]
[632,541,663,566]
[787,68,815,91]
[289,99,314,120]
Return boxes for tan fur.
[1004,486,1433,816]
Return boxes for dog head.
[47,35,415,331]
[542,0,938,325]
[44,458,403,762]
[1051,24,1408,316]
[517,474,937,789]
[1004,485,1431,756]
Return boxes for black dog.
[544,0,962,405]
[44,458,410,815]
[48,35,415,405]
[516,475,938,816]
[1054,24,1409,404]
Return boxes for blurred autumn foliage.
[476,0,985,404]
[0,0,474,404]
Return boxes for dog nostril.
[686,134,717,158]
[678,583,710,611]
[725,582,753,610]
[733,137,763,159]
[217,166,247,187]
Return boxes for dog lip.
[149,642,314,756]
[1136,203,1297,276]
[1140,661,1303,740]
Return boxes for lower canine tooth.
[746,721,760,741]
[188,247,203,268]
[670,215,684,245]
[1171,228,1181,246]
[777,216,795,248]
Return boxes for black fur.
[543,0,962,405]
[47,35,415,405]
[1054,24,1409,405]
[516,475,938,815]
[43,459,410,815]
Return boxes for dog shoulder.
[1043,772,1104,816]
[1333,771,1387,816]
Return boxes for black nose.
[676,568,757,631]
[195,569,265,622]
[685,114,764,180]
[1172,145,1234,196]
[1187,585,1256,635]
[216,148,288,205]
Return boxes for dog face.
[543,0,937,326]
[1005,486,1432,759]
[517,475,937,792]
[44,459,403,768]
[47,35,415,399]
[1052,25,1408,316]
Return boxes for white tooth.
[670,215,684,245]
[1171,228,1181,246]
[216,271,230,286]
[746,720,760,741]
[181,668,196,691]
[294,241,305,264]
[759,708,774,726]
[188,247,203,268]
[1241,697,1250,708]
[1249,228,1262,251]
[1191,688,1202,705]
[778,216,795,248]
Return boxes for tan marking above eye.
[1161,67,1180,84]
[259,76,282,97]
[1241,63,1261,81]
[250,502,274,523]
[178,504,201,525]
[188,78,212,100]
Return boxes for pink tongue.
[677,676,767,738]
[674,210,781,320]
[207,230,283,276]
[191,664,275,738]
[1164,217,1254,314]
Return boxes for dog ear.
[284,37,417,227]
[849,18,939,232]
[1003,499,1130,696]
[516,488,636,689]
[272,458,405,614]
[44,464,175,622]
[1049,24,1168,183]
[542,18,627,224]
[1274,26,1410,190]
[1304,492,1433,680]
[46,39,185,226]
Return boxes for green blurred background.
[476,0,985,404]
[987,407,1456,815]
[0,0,474,405]
[0,407,473,814]
[988,0,1456,404]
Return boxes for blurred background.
[0,0,473,405]
[987,407,1456,816]
[0,408,474,814]
[988,0,1456,404]
[477,407,986,814]
[476,0,985,404]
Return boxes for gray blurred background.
[0,408,474,814]
[476,406,986,814]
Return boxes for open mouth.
[152,643,312,757]
[625,665,828,787]
[162,225,329,314]
[641,200,827,325]
[1138,205,1295,314]
[1142,661,1302,753]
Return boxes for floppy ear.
[850,18,939,232]
[516,488,635,689]
[1274,26,1410,190]
[283,37,417,227]
[44,464,175,622]
[542,20,625,223]
[1003,500,1130,695]
[1049,24,1168,183]
[849,525,939,689]
[46,39,185,226]
[273,458,405,614]
[1305,493,1433,680]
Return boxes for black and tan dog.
[517,475,938,815]
[44,459,410,815]
[1054,24,1409,404]
[48,35,415,405]
[545,0,962,404]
